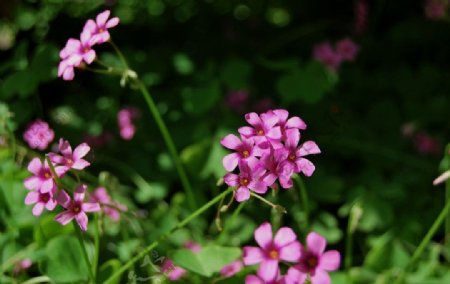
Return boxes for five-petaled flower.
[83,10,119,45]
[23,157,65,193]
[49,138,91,174]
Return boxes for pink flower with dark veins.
[243,222,301,282]
[23,158,65,193]
[55,184,100,231]
[238,112,282,148]
[83,10,120,45]
[49,138,90,173]
[23,120,55,150]
[25,186,57,216]
[284,129,321,177]
[260,146,295,189]
[221,134,261,171]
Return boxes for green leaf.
[276,61,338,104]
[43,235,89,283]
[170,245,241,277]
[173,53,194,75]
[98,259,122,284]
[219,59,251,89]
[182,80,221,115]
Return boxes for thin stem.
[45,156,64,189]
[294,175,309,229]
[103,188,233,284]
[21,276,52,284]
[83,66,124,76]
[93,214,100,281]
[393,196,450,284]
[109,40,129,69]
[250,192,287,213]
[446,178,450,246]
[218,202,245,244]
[73,223,95,283]
[215,194,226,231]
[135,80,197,210]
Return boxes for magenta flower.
[220,260,243,278]
[117,107,140,140]
[260,147,294,189]
[161,259,187,281]
[245,274,285,284]
[226,90,249,113]
[12,259,32,275]
[224,159,268,202]
[335,38,359,62]
[284,129,321,177]
[23,158,65,193]
[183,241,202,253]
[413,132,441,155]
[285,232,340,284]
[90,187,127,222]
[55,184,100,231]
[312,42,342,72]
[271,109,307,141]
[243,222,301,282]
[221,134,261,171]
[239,112,282,147]
[49,138,90,173]
[354,0,368,34]
[23,120,55,150]
[252,98,275,114]
[25,186,57,216]
[83,10,119,45]
[424,0,447,20]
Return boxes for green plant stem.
[103,187,233,284]
[93,214,100,281]
[73,223,95,283]
[135,80,197,210]
[446,178,450,246]
[109,40,129,69]
[294,175,309,229]
[217,201,245,244]
[393,196,450,284]
[21,276,52,284]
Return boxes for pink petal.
[307,232,327,256]
[56,190,71,208]
[48,153,65,165]
[238,126,255,138]
[62,66,75,81]
[27,158,42,175]
[262,173,277,187]
[274,227,297,247]
[82,202,101,212]
[245,112,262,127]
[243,246,264,265]
[261,112,279,128]
[73,143,90,160]
[40,179,54,193]
[55,211,75,225]
[286,116,307,130]
[25,191,39,205]
[257,259,279,282]
[245,275,265,284]
[55,166,68,177]
[74,184,87,202]
[224,173,239,187]
[248,180,268,194]
[83,50,96,64]
[72,159,90,170]
[45,199,57,211]
[296,158,316,176]
[279,241,301,262]
[32,202,45,216]
[254,222,273,249]
[285,267,307,284]
[82,19,97,34]
[285,129,300,148]
[23,176,42,190]
[221,134,242,150]
[318,250,340,271]
[299,141,321,156]
[310,269,331,284]
[96,10,110,26]
[273,109,289,124]
[106,17,119,28]
[235,186,250,202]
[266,126,282,140]
[75,212,88,231]
[223,153,240,171]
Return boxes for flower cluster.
[117,107,140,140]
[221,109,320,202]
[424,0,448,20]
[58,10,119,80]
[23,138,123,231]
[243,222,340,284]
[312,38,359,72]
[90,187,128,222]
[23,120,55,150]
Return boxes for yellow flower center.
[257,129,264,136]
[44,172,51,179]
[242,150,249,158]
[269,250,279,260]
[73,205,81,213]
[240,178,249,186]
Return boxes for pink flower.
[312,42,342,72]
[224,159,268,202]
[354,0,368,34]
[90,187,127,222]
[183,241,202,253]
[25,186,57,216]
[413,132,441,155]
[271,109,307,142]
[83,132,113,148]
[335,38,359,62]
[253,98,275,114]
[23,158,65,193]
[226,90,249,113]
[117,107,140,140]
[239,112,282,147]
[285,232,340,284]
[49,138,90,173]
[221,134,261,171]
[424,0,447,20]
[55,184,100,231]
[260,147,295,189]
[12,259,32,275]
[161,259,187,281]
[83,10,119,45]
[243,222,301,282]
[245,274,285,284]
[23,120,55,150]
[220,260,243,278]
[284,129,321,177]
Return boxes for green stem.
[250,192,287,213]
[21,276,52,284]
[73,223,95,283]
[103,188,233,284]
[218,202,246,243]
[45,156,64,189]
[109,40,129,69]
[135,80,197,210]
[93,214,100,281]
[446,178,450,246]
[294,175,309,229]
[393,196,450,284]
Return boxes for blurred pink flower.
[83,132,113,148]
[424,0,447,20]
[55,184,100,231]
[23,120,55,150]
[253,98,275,113]
[161,259,187,281]
[401,122,416,138]
[49,138,90,173]
[118,107,140,140]
[12,259,32,275]
[413,132,441,155]
[25,186,57,216]
[336,38,359,62]
[83,10,119,45]
[243,222,301,282]
[220,260,243,278]
[226,90,249,113]
[354,0,368,34]
[90,187,127,222]
[183,241,202,253]
[285,232,340,284]
[313,41,342,72]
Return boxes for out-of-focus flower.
[285,232,340,284]
[23,120,55,150]
[336,38,359,62]
[413,132,441,155]
[25,186,57,216]
[82,10,119,44]
[183,241,202,253]
[220,260,243,278]
[354,0,368,34]
[117,107,140,140]
[161,259,187,281]
[49,139,90,173]
[253,98,275,113]
[83,132,113,148]
[424,0,448,20]
[226,90,249,113]
[55,184,100,231]
[90,187,127,222]
[243,222,301,282]
[12,259,32,275]
[313,41,342,72]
